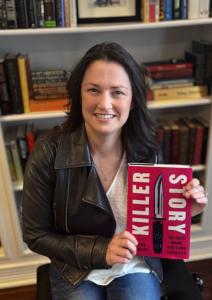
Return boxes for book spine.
[193,122,204,165]
[164,0,173,20]
[153,85,208,101]
[188,0,199,19]
[5,144,18,182]
[159,0,164,20]
[146,62,193,72]
[170,122,180,164]
[27,0,38,28]
[17,55,30,113]
[36,0,45,27]
[6,0,18,28]
[0,56,12,114]
[0,0,8,28]
[69,0,76,27]
[150,68,193,79]
[142,0,150,22]
[10,139,23,183]
[15,0,29,28]
[55,0,65,27]
[179,0,188,19]
[199,0,210,18]
[4,55,24,114]
[29,98,68,111]
[44,0,56,27]
[64,0,70,26]
[173,0,180,19]
[149,0,156,22]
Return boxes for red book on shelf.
[127,163,192,259]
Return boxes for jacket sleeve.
[22,137,110,271]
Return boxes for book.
[188,0,200,19]
[153,85,208,101]
[176,119,189,165]
[164,0,173,20]
[15,0,29,28]
[44,0,56,27]
[27,0,38,28]
[0,0,8,29]
[17,54,31,113]
[5,128,23,183]
[4,53,24,114]
[191,118,204,165]
[127,163,192,259]
[158,119,171,163]
[179,0,188,19]
[36,0,45,27]
[5,0,17,28]
[0,54,12,115]
[29,97,68,111]
[55,0,65,27]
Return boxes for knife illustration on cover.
[153,173,164,254]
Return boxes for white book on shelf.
[70,0,77,27]
[188,0,200,19]
[199,0,210,18]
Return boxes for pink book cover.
[127,163,193,259]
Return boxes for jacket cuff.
[92,236,111,269]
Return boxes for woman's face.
[81,60,133,140]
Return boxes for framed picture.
[76,0,141,24]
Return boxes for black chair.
[36,261,203,300]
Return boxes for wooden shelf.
[0,18,212,36]
[148,97,212,109]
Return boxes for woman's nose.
[98,92,112,109]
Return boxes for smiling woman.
[22,42,208,300]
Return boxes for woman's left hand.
[183,178,208,217]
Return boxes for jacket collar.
[54,125,93,169]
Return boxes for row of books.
[4,123,47,184]
[157,117,209,166]
[0,0,77,29]
[144,39,212,101]
[0,52,69,115]
[142,0,212,22]
[1,1,212,30]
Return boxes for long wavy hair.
[62,42,158,161]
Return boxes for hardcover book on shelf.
[4,53,24,114]
[0,54,12,115]
[127,163,192,259]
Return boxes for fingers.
[183,178,208,217]
[106,231,138,266]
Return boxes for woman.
[22,42,208,300]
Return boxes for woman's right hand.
[106,230,138,266]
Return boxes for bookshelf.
[1,19,212,288]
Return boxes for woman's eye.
[114,90,125,96]
[88,88,99,94]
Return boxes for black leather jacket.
[22,125,163,286]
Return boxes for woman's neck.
[87,132,123,160]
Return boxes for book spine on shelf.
[153,85,208,101]
[4,54,24,114]
[170,121,180,164]
[36,0,45,27]
[64,0,70,26]
[0,0,8,29]
[179,0,188,19]
[69,0,76,27]
[27,0,38,28]
[199,0,210,18]
[44,0,56,27]
[5,0,17,28]
[0,55,12,115]
[29,98,68,111]
[15,0,29,28]
[173,0,180,19]
[17,54,30,113]
[164,0,173,20]
[188,0,200,19]
[55,0,65,27]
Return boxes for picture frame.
[76,0,141,24]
